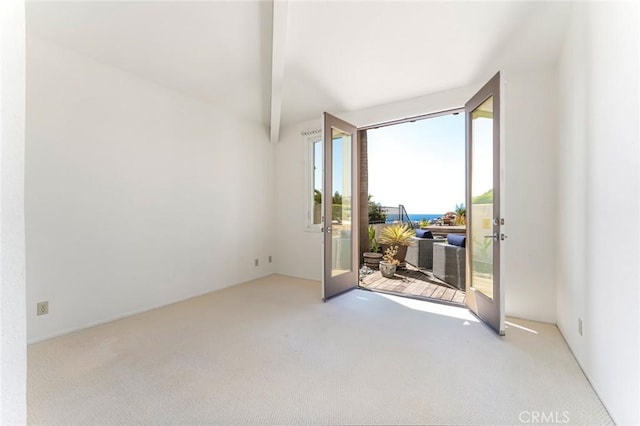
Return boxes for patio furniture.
[433,234,466,290]
[406,229,436,269]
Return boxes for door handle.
[326,226,332,233]
[484,233,499,241]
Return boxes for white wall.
[274,87,475,282]
[501,66,558,322]
[556,3,639,425]
[275,71,559,322]
[26,37,275,343]
[556,0,589,384]
[0,0,27,423]
[274,121,323,281]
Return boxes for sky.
[367,113,466,214]
[315,111,494,215]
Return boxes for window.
[304,130,322,230]
[312,139,322,225]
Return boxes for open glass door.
[465,73,505,335]
[322,112,359,301]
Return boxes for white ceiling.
[26,1,571,132]
[27,1,273,125]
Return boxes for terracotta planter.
[379,261,397,278]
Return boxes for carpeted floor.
[28,274,612,425]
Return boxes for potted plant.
[380,245,400,278]
[454,203,466,225]
[363,225,383,269]
[378,223,415,264]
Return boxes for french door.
[322,112,359,301]
[465,72,505,335]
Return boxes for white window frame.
[303,128,323,232]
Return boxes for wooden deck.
[359,264,466,305]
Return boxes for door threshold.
[358,285,466,308]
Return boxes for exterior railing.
[398,204,415,229]
[370,204,415,229]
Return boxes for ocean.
[407,214,442,222]
[374,211,443,224]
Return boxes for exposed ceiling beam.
[269,0,288,143]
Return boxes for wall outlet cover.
[37,301,49,316]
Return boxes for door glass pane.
[470,96,494,299]
[331,127,352,277]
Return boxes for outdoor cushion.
[415,229,433,239]
[447,234,466,247]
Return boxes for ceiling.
[26,1,571,135]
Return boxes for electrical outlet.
[578,318,583,336]
[254,258,259,267]
[268,255,272,263]
[37,301,49,316]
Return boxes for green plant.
[454,203,466,225]
[332,191,342,205]
[368,194,387,224]
[382,245,400,266]
[419,218,430,229]
[472,189,493,204]
[368,225,380,253]
[331,191,343,222]
[378,223,415,247]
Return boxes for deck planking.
[360,263,466,305]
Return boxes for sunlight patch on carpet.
[378,293,479,322]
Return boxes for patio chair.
[406,229,437,269]
[432,234,466,290]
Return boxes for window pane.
[313,140,322,224]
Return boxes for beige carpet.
[28,274,612,425]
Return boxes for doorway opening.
[323,72,503,334]
[358,110,468,306]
